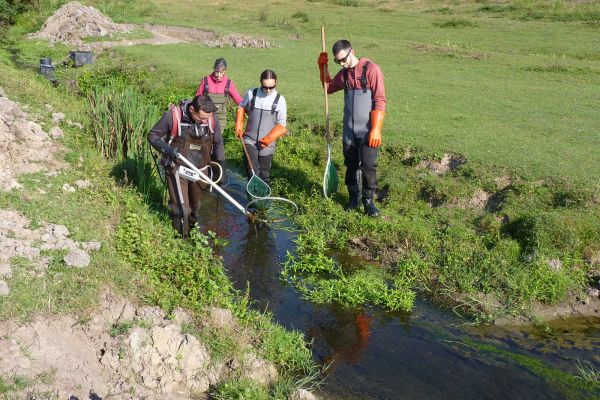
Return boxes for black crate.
[70,51,93,67]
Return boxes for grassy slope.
[100,0,600,182]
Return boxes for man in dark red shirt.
[318,39,386,217]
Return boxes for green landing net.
[247,174,271,199]
[323,144,339,197]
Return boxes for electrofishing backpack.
[168,102,216,139]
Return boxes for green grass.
[90,0,600,183]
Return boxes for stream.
[199,169,599,400]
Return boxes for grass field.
[92,0,600,182]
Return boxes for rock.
[239,354,278,386]
[0,280,9,296]
[587,288,600,298]
[547,259,563,272]
[74,179,92,188]
[171,307,193,326]
[49,126,64,139]
[136,306,166,325]
[64,248,91,268]
[62,183,76,192]
[52,112,65,123]
[290,389,318,400]
[152,324,182,359]
[0,263,12,278]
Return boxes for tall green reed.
[87,80,162,196]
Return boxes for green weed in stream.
[468,339,600,398]
[575,360,600,384]
[283,253,415,312]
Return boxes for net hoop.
[245,196,298,223]
[246,175,272,200]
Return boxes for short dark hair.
[189,94,216,113]
[214,58,227,70]
[332,39,352,56]
[260,69,277,81]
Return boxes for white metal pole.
[177,154,251,217]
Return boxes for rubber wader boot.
[345,185,361,211]
[363,190,380,217]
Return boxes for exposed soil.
[27,1,272,51]
[27,1,135,45]
[0,290,281,399]
[0,88,65,192]
[416,153,466,175]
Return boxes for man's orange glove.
[368,110,384,147]
[235,107,245,138]
[317,52,331,85]
[259,124,287,148]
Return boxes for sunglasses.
[334,48,352,64]
[261,85,276,91]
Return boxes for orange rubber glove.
[235,107,245,138]
[259,124,287,148]
[318,52,331,85]
[368,110,384,147]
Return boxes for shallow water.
[198,170,600,400]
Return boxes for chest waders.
[343,62,372,146]
[167,110,214,236]
[242,89,281,185]
[341,62,379,210]
[203,77,231,129]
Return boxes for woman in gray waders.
[234,69,288,186]
[195,58,244,183]
[148,95,223,237]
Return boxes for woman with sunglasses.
[195,58,244,184]
[235,69,287,186]
[317,39,387,217]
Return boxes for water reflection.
[308,307,373,370]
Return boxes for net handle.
[240,138,257,175]
[176,153,252,217]
[321,26,331,143]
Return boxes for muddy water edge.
[198,170,599,400]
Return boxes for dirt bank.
[27,1,272,51]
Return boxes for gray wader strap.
[344,61,370,94]
[249,88,280,113]
[205,77,231,98]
